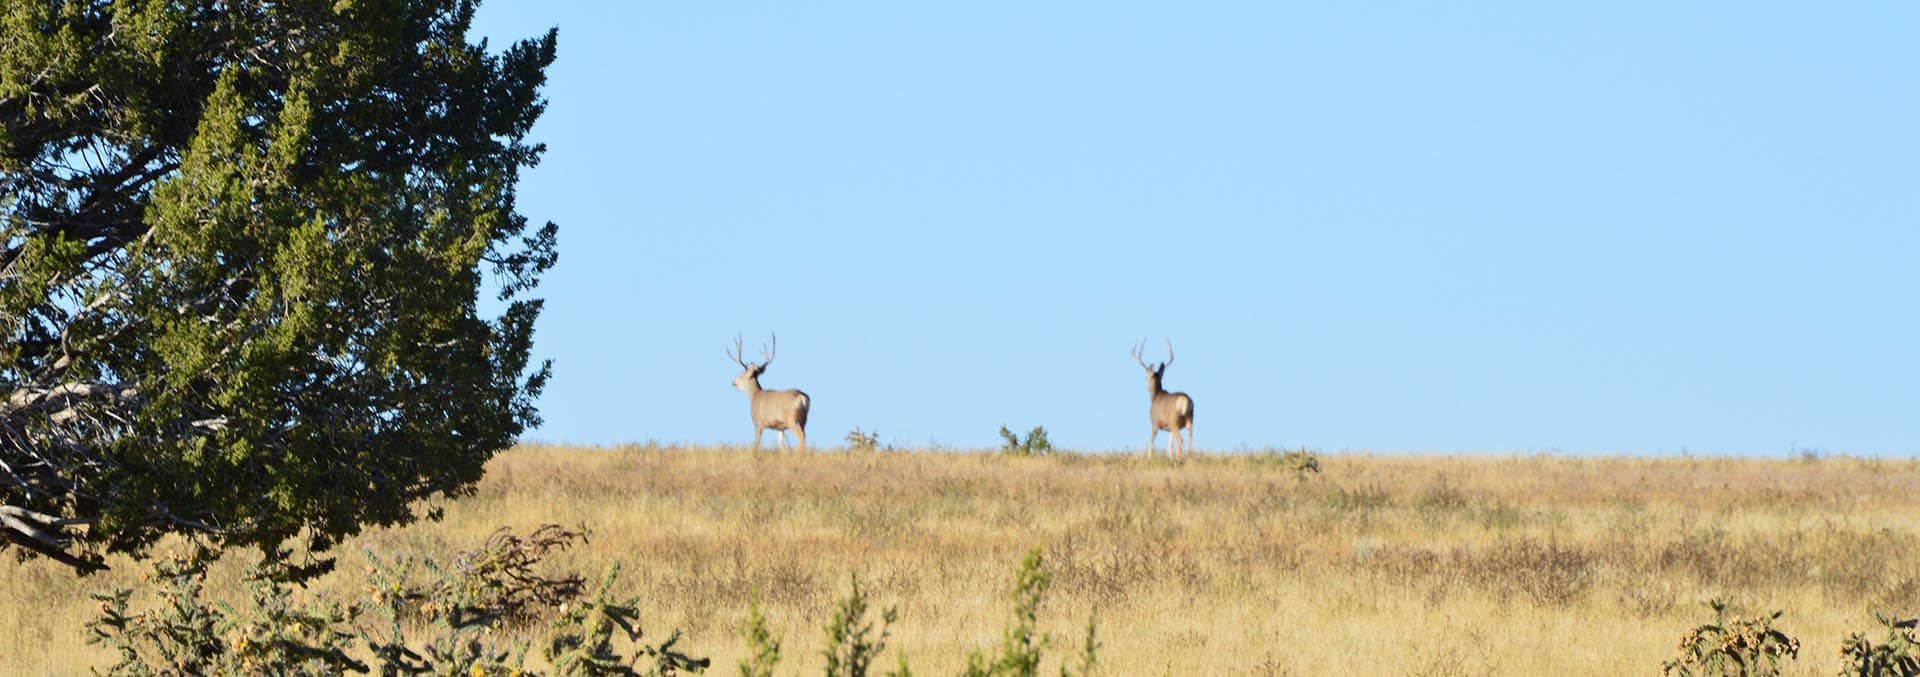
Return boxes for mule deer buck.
[1132,339,1195,458]
[728,334,811,451]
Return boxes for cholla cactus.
[1838,614,1920,676]
[1662,599,1801,677]
[87,525,703,676]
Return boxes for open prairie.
[6,444,1920,675]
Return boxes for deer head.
[1131,338,1174,393]
[727,334,776,392]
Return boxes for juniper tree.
[0,0,558,577]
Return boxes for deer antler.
[761,333,776,368]
[1131,338,1151,371]
[727,335,748,368]
[1164,339,1175,369]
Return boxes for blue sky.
[470,2,1917,454]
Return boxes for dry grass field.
[6,444,1920,675]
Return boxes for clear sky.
[468,2,1917,455]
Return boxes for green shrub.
[545,563,709,676]
[963,549,1098,677]
[846,428,884,452]
[965,549,1048,676]
[1839,614,1920,676]
[998,426,1053,456]
[88,549,366,675]
[1661,599,1800,676]
[738,599,781,677]
[86,525,708,676]
[822,574,898,677]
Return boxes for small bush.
[444,523,592,625]
[738,599,781,677]
[846,428,884,452]
[88,549,365,675]
[1251,447,1322,481]
[1069,611,1101,677]
[1661,599,1800,676]
[545,563,710,676]
[965,549,1050,676]
[963,548,1098,677]
[998,426,1052,456]
[86,525,708,676]
[1839,614,1920,676]
[822,574,898,677]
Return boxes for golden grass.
[6,445,1920,675]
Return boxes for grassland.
[6,444,1920,675]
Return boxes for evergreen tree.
[0,0,558,577]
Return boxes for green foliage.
[1662,599,1800,677]
[845,428,884,453]
[1068,612,1101,677]
[1,0,559,577]
[962,549,1098,677]
[1839,614,1920,676]
[545,564,710,676]
[87,549,371,675]
[998,426,1053,456]
[86,525,707,676]
[737,599,780,677]
[821,574,898,677]
[965,549,1049,676]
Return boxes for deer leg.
[1184,423,1194,458]
[777,430,790,451]
[753,428,764,450]
[1148,429,1158,457]
[795,426,807,452]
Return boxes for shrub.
[738,599,781,677]
[1247,448,1321,483]
[965,549,1050,676]
[86,525,708,676]
[964,548,1098,677]
[1838,614,1920,676]
[822,574,898,677]
[88,549,365,675]
[846,428,884,452]
[544,563,710,676]
[1661,599,1800,676]
[998,426,1053,456]
[443,524,592,626]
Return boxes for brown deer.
[1132,339,1195,458]
[728,334,810,451]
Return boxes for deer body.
[1134,340,1195,458]
[729,335,810,451]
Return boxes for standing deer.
[1132,339,1195,458]
[728,334,810,451]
